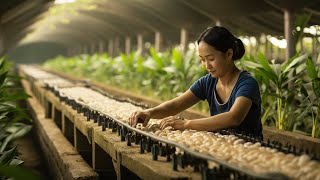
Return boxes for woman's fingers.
[160,116,187,130]
[129,111,150,127]
[129,111,139,127]
[160,117,179,130]
[160,119,173,130]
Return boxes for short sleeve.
[235,77,260,106]
[189,76,208,100]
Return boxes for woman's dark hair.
[197,26,245,60]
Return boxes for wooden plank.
[21,79,98,180]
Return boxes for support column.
[270,41,274,60]
[99,41,105,54]
[180,28,188,53]
[0,25,5,57]
[83,45,88,54]
[300,37,304,53]
[255,36,260,57]
[137,34,144,54]
[247,36,251,55]
[77,46,81,55]
[114,37,120,56]
[284,9,296,60]
[125,36,131,55]
[265,37,269,58]
[67,48,71,57]
[90,43,95,54]
[215,20,221,26]
[108,39,114,57]
[313,36,320,62]
[155,31,162,52]
[277,45,281,62]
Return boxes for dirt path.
[13,130,51,180]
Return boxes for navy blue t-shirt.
[190,71,262,137]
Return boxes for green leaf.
[0,57,8,71]
[0,146,17,164]
[299,85,309,98]
[296,63,306,74]
[306,58,318,79]
[172,48,183,71]
[9,158,24,167]
[3,92,31,102]
[317,54,320,68]
[0,125,32,152]
[256,52,278,83]
[257,52,274,75]
[241,61,262,69]
[258,68,278,86]
[313,80,320,98]
[0,71,8,87]
[0,165,39,180]
[6,74,23,81]
[283,54,308,73]
[149,48,163,70]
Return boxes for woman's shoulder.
[198,73,215,82]
[238,71,259,86]
[239,71,257,80]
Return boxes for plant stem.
[312,103,320,138]
[277,88,283,130]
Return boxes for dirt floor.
[13,130,51,180]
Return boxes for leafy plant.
[298,55,320,137]
[0,57,32,152]
[43,47,208,112]
[43,48,319,135]
[0,56,37,179]
[241,52,308,130]
[0,146,39,180]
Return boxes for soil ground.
[13,130,51,180]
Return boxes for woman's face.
[198,41,233,78]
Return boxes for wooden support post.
[108,39,114,57]
[155,31,162,52]
[180,28,188,54]
[312,36,319,62]
[300,37,304,53]
[51,105,55,121]
[0,25,5,57]
[114,37,120,56]
[277,46,281,62]
[215,20,221,26]
[75,128,93,165]
[83,45,88,54]
[99,41,105,54]
[90,43,95,54]
[247,36,252,55]
[284,9,296,60]
[269,40,273,59]
[137,34,144,54]
[125,36,131,55]
[62,114,65,134]
[44,99,52,119]
[255,36,260,57]
[67,48,71,57]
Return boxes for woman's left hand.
[159,116,189,130]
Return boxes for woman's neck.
[218,66,240,87]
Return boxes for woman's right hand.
[129,110,151,127]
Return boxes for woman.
[129,26,262,138]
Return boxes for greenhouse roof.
[1,0,320,51]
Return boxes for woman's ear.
[226,48,233,59]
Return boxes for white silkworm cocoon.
[233,139,245,145]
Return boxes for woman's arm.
[160,96,252,131]
[129,90,200,127]
[148,90,200,118]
